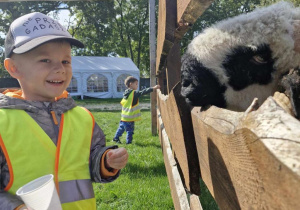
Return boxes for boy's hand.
[105,148,128,170]
[153,85,160,90]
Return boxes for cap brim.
[13,35,84,54]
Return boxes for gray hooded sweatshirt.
[0,92,119,210]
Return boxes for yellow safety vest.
[120,90,141,122]
[0,107,96,210]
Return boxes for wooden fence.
[1,0,299,209]
[155,0,300,209]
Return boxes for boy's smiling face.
[5,41,72,102]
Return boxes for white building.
[68,56,140,99]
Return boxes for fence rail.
[155,0,300,209]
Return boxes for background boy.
[113,76,160,144]
[0,12,128,210]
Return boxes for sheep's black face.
[181,44,276,109]
[223,44,275,91]
[181,53,227,108]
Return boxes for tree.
[0,1,151,78]
[112,0,150,76]
[68,0,151,77]
[65,1,115,57]
[1,1,300,79]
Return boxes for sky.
[49,9,72,28]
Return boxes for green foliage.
[2,0,298,78]
[66,1,115,56]
[91,110,174,209]
[59,0,150,75]
[111,0,150,75]
[0,1,150,78]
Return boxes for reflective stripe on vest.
[0,107,96,210]
[120,91,141,121]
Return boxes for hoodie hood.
[0,89,76,114]
[123,89,133,99]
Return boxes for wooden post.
[158,84,201,195]
[166,40,181,93]
[191,97,300,209]
[157,108,190,209]
[149,0,157,135]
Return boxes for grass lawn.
[83,96,219,209]
[91,109,174,209]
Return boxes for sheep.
[181,1,300,117]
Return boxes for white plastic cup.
[16,174,62,210]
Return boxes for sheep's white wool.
[187,1,300,85]
[224,83,278,111]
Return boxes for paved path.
[81,103,151,111]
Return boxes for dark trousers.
[114,121,135,144]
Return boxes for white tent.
[68,56,140,99]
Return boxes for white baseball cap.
[5,12,84,58]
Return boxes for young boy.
[113,76,160,144]
[0,12,128,210]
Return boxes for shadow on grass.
[134,141,162,149]
[199,178,219,210]
[122,161,167,178]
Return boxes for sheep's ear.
[293,20,300,52]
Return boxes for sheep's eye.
[251,55,268,64]
[182,80,190,87]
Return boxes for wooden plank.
[149,0,158,135]
[156,0,176,75]
[157,109,190,210]
[166,40,181,92]
[190,194,203,210]
[191,97,300,209]
[156,0,214,76]
[158,83,200,195]
[176,0,214,39]
[158,72,167,95]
